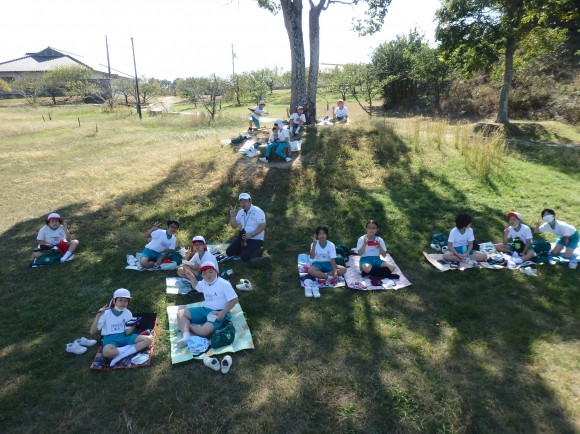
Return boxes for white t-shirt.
[196,277,238,311]
[289,113,306,124]
[192,250,218,269]
[310,240,337,263]
[507,223,533,241]
[275,128,290,142]
[235,205,266,241]
[356,235,386,257]
[448,227,475,248]
[97,308,133,336]
[251,106,265,119]
[144,229,176,253]
[268,133,277,143]
[37,225,67,245]
[538,220,577,237]
[334,107,348,117]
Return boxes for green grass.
[1,104,580,433]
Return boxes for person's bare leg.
[336,265,347,276]
[380,262,396,272]
[521,251,535,262]
[67,239,79,253]
[102,344,120,358]
[469,251,487,262]
[494,243,512,253]
[308,266,328,279]
[442,251,462,262]
[550,244,563,256]
[189,323,215,338]
[140,256,155,269]
[133,335,152,352]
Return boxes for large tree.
[435,0,551,124]
[255,0,392,123]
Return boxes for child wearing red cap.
[89,288,152,367]
[494,212,536,262]
[33,212,79,263]
[288,106,306,135]
[333,100,349,124]
[176,261,239,347]
[248,101,266,131]
[177,235,218,281]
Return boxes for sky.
[1,0,441,81]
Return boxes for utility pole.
[130,37,142,120]
[231,44,237,77]
[105,35,111,80]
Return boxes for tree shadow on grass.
[1,121,579,433]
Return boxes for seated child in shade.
[259,120,292,163]
[442,213,488,264]
[33,212,79,263]
[176,262,239,347]
[177,235,218,281]
[140,219,179,269]
[90,288,152,367]
[494,212,535,262]
[356,220,399,279]
[333,99,349,124]
[288,105,305,135]
[534,208,579,259]
[308,225,347,283]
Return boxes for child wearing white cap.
[177,235,219,281]
[89,288,152,367]
[289,106,306,135]
[33,212,79,263]
[176,262,239,346]
[494,212,536,262]
[259,120,291,163]
[226,193,267,261]
[248,101,266,131]
[333,100,349,124]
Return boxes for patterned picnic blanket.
[167,302,253,364]
[297,253,346,288]
[344,254,412,291]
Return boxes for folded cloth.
[186,336,210,355]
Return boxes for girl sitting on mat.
[308,225,347,284]
[33,212,79,263]
[140,219,179,269]
[177,235,218,281]
[356,220,399,279]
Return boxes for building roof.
[0,47,108,74]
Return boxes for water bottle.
[570,260,577,269]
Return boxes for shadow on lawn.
[1,122,579,433]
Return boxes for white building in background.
[0,47,116,82]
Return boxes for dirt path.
[507,138,580,149]
[149,96,181,112]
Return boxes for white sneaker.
[203,356,221,371]
[221,355,232,374]
[66,342,87,354]
[285,157,292,162]
[305,286,313,297]
[236,279,252,291]
[259,157,268,163]
[311,287,321,298]
[75,337,97,347]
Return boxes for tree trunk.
[496,38,516,125]
[307,1,325,124]
[280,1,307,121]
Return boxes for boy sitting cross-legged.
[176,262,239,347]
[442,213,488,264]
[89,288,152,367]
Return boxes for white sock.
[290,127,294,134]
[60,251,72,262]
[176,332,191,347]
[296,127,300,133]
[110,345,137,367]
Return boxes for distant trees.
[11,74,43,105]
[111,78,135,105]
[137,77,162,104]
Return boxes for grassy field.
[1,99,580,434]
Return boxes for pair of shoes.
[259,157,268,163]
[236,279,252,291]
[66,337,98,354]
[304,285,320,298]
[203,355,233,374]
[248,127,253,132]
[285,157,292,162]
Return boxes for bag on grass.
[230,135,244,145]
[37,249,63,265]
[160,261,178,270]
[210,322,236,349]
[512,237,525,253]
[431,233,447,248]
[532,239,551,256]
[164,251,183,266]
[335,244,352,266]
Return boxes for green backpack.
[431,233,447,248]
[164,251,183,265]
[532,239,551,256]
[211,322,236,349]
[335,244,352,266]
[36,249,63,265]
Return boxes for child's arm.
[522,239,531,255]
[144,222,161,239]
[62,222,73,242]
[357,236,368,255]
[89,305,108,334]
[330,258,338,278]
[448,242,465,260]
[213,297,239,322]
[502,226,510,244]
[125,324,136,336]
[377,237,387,257]
[184,267,201,289]
[310,236,317,260]
[534,221,541,233]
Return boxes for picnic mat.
[90,314,158,371]
[167,302,253,364]
[166,277,198,295]
[344,254,412,291]
[423,242,580,272]
[125,252,166,271]
[297,253,346,288]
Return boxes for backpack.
[230,135,244,145]
[210,322,236,349]
[512,237,525,253]
[335,244,352,266]
[431,234,447,248]
[532,239,551,256]
[164,251,183,265]
[36,249,63,265]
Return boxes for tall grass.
[458,126,507,179]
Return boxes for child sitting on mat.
[177,235,218,281]
[33,212,79,263]
[140,219,179,269]
[442,213,488,265]
[308,225,347,283]
[90,288,152,367]
[176,262,239,347]
[534,208,579,259]
[494,211,536,262]
[356,220,399,279]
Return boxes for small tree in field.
[11,74,43,105]
[0,78,10,93]
[176,77,200,107]
[348,63,384,116]
[195,74,230,121]
[328,66,354,101]
[41,65,94,104]
[137,77,162,104]
[111,78,135,105]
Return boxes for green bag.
[335,244,352,266]
[164,251,183,266]
[431,233,447,248]
[210,322,236,349]
[36,249,63,265]
[532,239,552,256]
[230,135,244,145]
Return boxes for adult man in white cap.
[248,100,266,131]
[288,106,306,135]
[259,119,292,163]
[226,193,267,262]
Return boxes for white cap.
[109,288,131,307]
[297,106,303,110]
[258,100,266,105]
[47,212,61,220]
[274,119,284,129]
[199,261,218,272]
[338,99,344,103]
[238,193,251,200]
[191,235,206,243]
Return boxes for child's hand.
[97,304,108,315]
[152,221,161,229]
[230,205,236,218]
[363,235,368,246]
[213,311,225,321]
[311,234,317,243]
[503,226,510,235]
[62,222,68,230]
[534,221,541,228]
[184,267,196,279]
[184,247,192,260]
